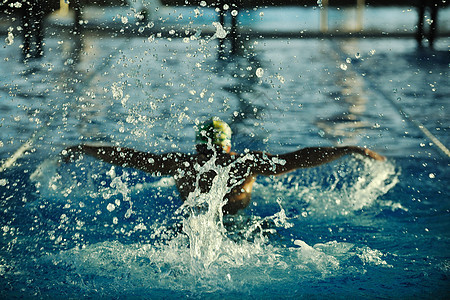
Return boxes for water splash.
[26,151,400,296]
[108,168,134,219]
[210,22,228,40]
[178,151,239,272]
[256,156,399,219]
[40,234,391,296]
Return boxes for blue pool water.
[0,5,449,299]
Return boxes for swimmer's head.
[195,117,232,152]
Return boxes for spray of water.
[181,153,230,271]
[27,148,399,295]
[256,155,400,219]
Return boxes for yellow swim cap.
[195,117,232,150]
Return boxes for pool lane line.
[0,126,49,173]
[0,38,131,174]
[330,40,450,159]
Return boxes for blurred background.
[0,1,449,298]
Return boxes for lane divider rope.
[0,38,129,173]
[331,40,450,158]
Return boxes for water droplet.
[107,203,116,212]
[255,67,264,78]
[5,31,14,45]
[212,22,227,39]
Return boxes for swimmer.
[61,117,386,214]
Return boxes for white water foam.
[31,151,398,295]
[255,156,400,219]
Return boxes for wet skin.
[62,144,386,214]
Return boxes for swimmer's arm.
[61,145,181,175]
[250,146,386,176]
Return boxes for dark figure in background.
[1,0,125,61]
[0,0,57,60]
[61,118,386,215]
[416,0,442,48]
[217,0,240,56]
[21,1,46,59]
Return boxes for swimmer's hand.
[362,148,386,161]
[346,146,386,162]
[343,146,386,161]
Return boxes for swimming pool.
[0,8,449,298]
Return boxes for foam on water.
[27,152,399,296]
[255,156,400,220]
[41,235,391,296]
